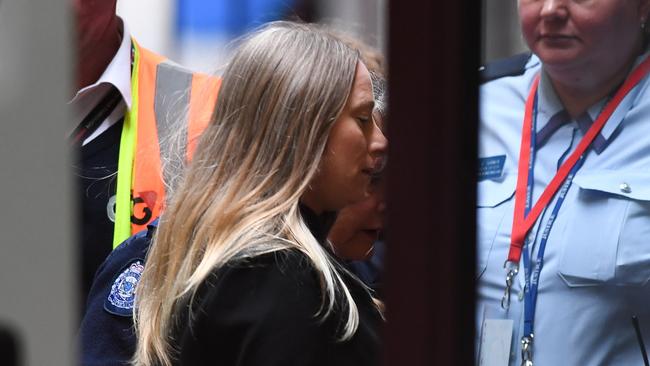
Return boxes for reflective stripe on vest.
[113,40,220,247]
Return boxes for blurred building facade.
[119,0,526,70]
[482,0,528,63]
[118,0,387,74]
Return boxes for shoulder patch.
[104,260,144,317]
[480,52,532,84]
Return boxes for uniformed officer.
[72,0,219,309]
[477,0,650,365]
[79,221,155,365]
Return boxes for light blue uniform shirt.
[477,52,650,365]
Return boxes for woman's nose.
[540,0,569,21]
[368,120,388,159]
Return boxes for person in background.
[477,0,650,364]
[323,30,387,293]
[329,72,387,293]
[133,21,386,366]
[71,0,219,308]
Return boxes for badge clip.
[501,261,519,310]
[521,334,534,366]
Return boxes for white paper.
[479,319,514,366]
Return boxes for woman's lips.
[539,34,577,47]
[363,157,386,178]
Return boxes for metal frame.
[384,2,479,365]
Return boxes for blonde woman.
[133,21,387,366]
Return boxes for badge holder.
[478,304,516,366]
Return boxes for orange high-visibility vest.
[113,40,221,247]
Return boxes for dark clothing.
[346,240,385,294]
[75,119,123,308]
[79,208,382,365]
[78,219,154,366]
[170,206,382,365]
[172,250,381,366]
[479,52,532,84]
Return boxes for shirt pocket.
[558,171,650,287]
[476,175,516,278]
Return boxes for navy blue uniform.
[346,241,385,294]
[79,220,155,366]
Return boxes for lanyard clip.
[521,334,534,366]
[501,261,519,310]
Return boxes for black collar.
[298,204,337,246]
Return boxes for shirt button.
[620,183,632,194]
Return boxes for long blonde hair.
[133,21,362,366]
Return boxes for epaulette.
[479,52,532,84]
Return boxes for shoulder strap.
[480,52,532,84]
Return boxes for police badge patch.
[104,260,144,316]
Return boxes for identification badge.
[479,318,513,366]
[478,155,506,181]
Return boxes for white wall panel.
[0,0,74,364]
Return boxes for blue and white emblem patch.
[104,260,144,316]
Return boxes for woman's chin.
[334,232,378,261]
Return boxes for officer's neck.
[76,17,123,90]
[544,51,639,119]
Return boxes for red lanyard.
[508,56,650,264]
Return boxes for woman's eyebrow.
[351,100,375,113]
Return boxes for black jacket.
[170,206,382,365]
[79,219,154,366]
[79,208,382,366]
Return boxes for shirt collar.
[298,204,337,247]
[536,70,567,133]
[69,18,132,109]
[534,50,650,154]
[594,50,650,143]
